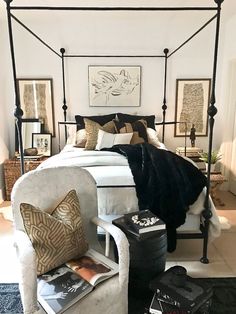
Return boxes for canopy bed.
[4,0,224,263]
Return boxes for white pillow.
[96,129,133,150]
[147,127,166,149]
[66,125,77,145]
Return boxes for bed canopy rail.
[4,0,224,263]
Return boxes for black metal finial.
[214,0,224,4]
[60,48,65,54]
[5,0,13,4]
[14,106,24,119]
[163,48,169,55]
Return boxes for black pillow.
[75,114,116,130]
[117,113,156,129]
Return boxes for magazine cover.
[66,249,118,286]
[38,266,92,314]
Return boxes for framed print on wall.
[174,78,211,137]
[32,133,52,157]
[17,78,55,136]
[88,65,141,107]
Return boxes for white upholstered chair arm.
[14,230,39,314]
[91,217,129,287]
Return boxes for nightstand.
[203,172,227,206]
[176,147,205,170]
[3,157,47,201]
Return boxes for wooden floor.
[0,191,236,283]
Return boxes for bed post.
[162,48,169,143]
[5,0,25,174]
[60,48,68,141]
[200,0,224,264]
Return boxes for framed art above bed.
[88,65,141,107]
[174,78,211,137]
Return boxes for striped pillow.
[20,190,88,275]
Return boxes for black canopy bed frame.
[4,0,224,264]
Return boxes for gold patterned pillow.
[20,190,88,275]
[84,118,115,150]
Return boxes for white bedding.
[38,146,221,241]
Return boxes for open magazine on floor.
[37,249,118,314]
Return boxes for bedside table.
[3,157,47,201]
[203,172,227,207]
[176,147,205,170]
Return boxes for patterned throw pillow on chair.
[20,190,88,275]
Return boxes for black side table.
[113,216,167,294]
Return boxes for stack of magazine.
[37,249,118,314]
[149,266,212,314]
[112,209,166,240]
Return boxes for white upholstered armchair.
[11,166,129,314]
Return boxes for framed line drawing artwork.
[88,65,141,107]
[17,78,55,136]
[32,133,52,157]
[174,79,211,137]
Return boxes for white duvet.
[38,146,221,241]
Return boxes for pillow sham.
[117,113,156,129]
[114,119,148,144]
[20,190,88,275]
[96,129,133,150]
[84,118,115,150]
[75,113,116,130]
[74,128,87,148]
[66,124,77,145]
[147,127,165,149]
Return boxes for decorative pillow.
[84,118,115,150]
[74,128,87,148]
[66,124,77,145]
[114,119,148,144]
[147,127,164,149]
[20,190,88,276]
[96,129,133,150]
[117,113,156,130]
[75,113,116,130]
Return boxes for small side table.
[112,216,167,293]
[203,172,227,206]
[3,157,47,201]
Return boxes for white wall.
[0,0,235,196]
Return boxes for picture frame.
[88,65,141,107]
[32,133,52,157]
[15,118,42,153]
[174,78,211,137]
[17,78,55,136]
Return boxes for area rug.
[129,277,236,314]
[0,283,23,314]
[1,279,236,314]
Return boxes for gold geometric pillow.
[20,190,88,275]
[114,119,148,144]
[84,118,115,150]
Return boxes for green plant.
[199,150,222,164]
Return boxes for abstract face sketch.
[89,66,141,107]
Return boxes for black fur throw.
[103,143,207,252]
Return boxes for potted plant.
[199,150,222,172]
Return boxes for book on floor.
[149,292,212,314]
[37,249,118,314]
[124,210,165,234]
[149,266,212,314]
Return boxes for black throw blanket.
[103,143,207,252]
